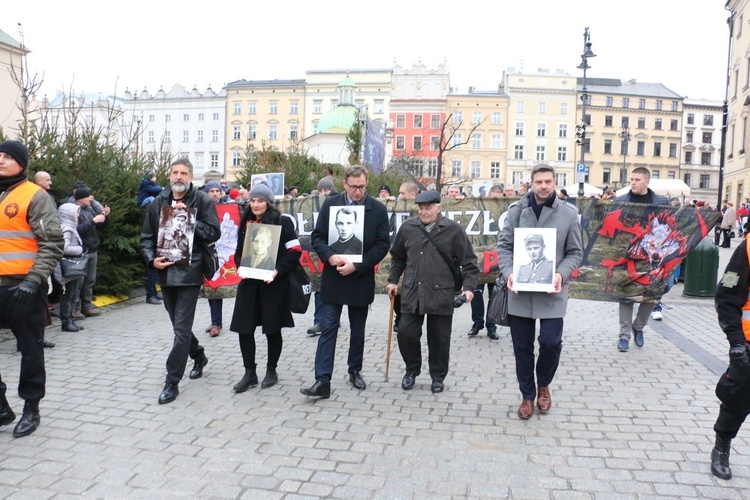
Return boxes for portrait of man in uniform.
[157,206,195,266]
[513,228,556,291]
[328,206,364,263]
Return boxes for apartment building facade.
[0,28,28,137]
[682,99,722,203]
[578,78,682,190]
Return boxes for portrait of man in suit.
[516,233,554,284]
[329,207,364,258]
[246,225,276,271]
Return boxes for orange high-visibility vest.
[0,181,41,275]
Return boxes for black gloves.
[10,278,39,304]
[729,343,750,377]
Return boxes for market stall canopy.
[564,183,603,197]
[615,179,691,198]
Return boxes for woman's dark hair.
[241,201,281,225]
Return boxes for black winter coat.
[230,211,301,334]
[140,184,220,287]
[311,193,390,306]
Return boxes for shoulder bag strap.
[417,224,455,272]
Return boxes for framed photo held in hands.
[512,227,556,293]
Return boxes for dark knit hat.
[0,140,29,170]
[317,177,334,191]
[379,184,392,195]
[249,182,275,205]
[205,180,222,191]
[74,186,92,200]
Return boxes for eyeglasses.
[345,183,367,192]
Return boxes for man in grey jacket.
[497,164,583,419]
[386,190,478,394]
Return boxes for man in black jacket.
[74,185,109,318]
[301,165,390,398]
[613,167,669,352]
[140,158,220,404]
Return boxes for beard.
[171,180,189,194]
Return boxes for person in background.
[74,186,109,318]
[230,182,302,392]
[391,181,420,333]
[56,203,86,332]
[721,201,737,248]
[737,202,749,237]
[0,140,64,438]
[33,171,59,346]
[137,170,163,208]
[446,185,464,200]
[307,176,336,337]
[203,180,226,337]
[378,184,395,202]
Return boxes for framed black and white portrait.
[512,227,556,292]
[328,205,365,263]
[156,206,195,266]
[238,223,281,281]
[266,172,285,200]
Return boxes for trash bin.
[683,236,719,297]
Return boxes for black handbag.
[60,253,89,280]
[418,225,463,292]
[200,240,219,280]
[487,275,510,327]
[289,264,312,314]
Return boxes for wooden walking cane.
[385,294,395,382]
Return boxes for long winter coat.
[54,202,85,285]
[497,193,583,319]
[311,193,390,306]
[388,215,479,315]
[140,184,220,287]
[229,211,301,334]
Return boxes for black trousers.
[0,284,47,402]
[238,332,283,369]
[161,286,204,385]
[397,312,453,382]
[714,366,750,439]
[509,315,563,400]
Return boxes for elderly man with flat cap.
[386,189,478,394]
[0,140,64,438]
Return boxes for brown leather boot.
[537,386,552,414]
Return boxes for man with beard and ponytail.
[0,140,64,438]
[140,157,220,405]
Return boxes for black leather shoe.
[61,322,80,332]
[146,296,161,305]
[0,396,16,427]
[261,369,278,389]
[233,369,258,393]
[300,381,331,398]
[487,329,500,340]
[42,340,56,348]
[468,324,482,336]
[158,383,179,404]
[349,372,366,390]
[189,356,208,379]
[12,400,40,438]
[431,380,444,394]
[401,373,416,390]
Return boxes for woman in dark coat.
[230,183,301,391]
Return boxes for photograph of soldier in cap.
[328,205,364,263]
[157,206,195,265]
[513,228,556,292]
[266,173,285,200]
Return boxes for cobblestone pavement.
[0,240,748,499]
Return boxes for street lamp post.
[619,123,631,188]
[577,27,596,198]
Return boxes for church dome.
[315,104,358,134]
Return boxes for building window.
[515,122,525,136]
[637,117,646,129]
[654,118,662,130]
[538,102,546,114]
[396,115,405,128]
[290,101,298,114]
[195,153,203,169]
[233,102,241,115]
[164,131,171,142]
[669,143,677,157]
[687,113,695,125]
[233,125,241,140]
[492,112,502,125]
[490,162,501,178]
[212,130,219,142]
[605,115,613,127]
[687,131,694,142]
[514,145,524,160]
[268,124,277,140]
[396,136,405,150]
[653,142,662,156]
[670,119,678,131]
[603,168,611,184]
[165,114,171,122]
[471,161,481,178]
[453,111,463,123]
[584,114,591,126]
[700,174,710,188]
[639,98,646,109]
[213,113,219,120]
[413,136,423,151]
[622,98,630,108]
[197,130,203,142]
[655,100,663,111]
[621,116,629,128]
[536,146,546,161]
[374,100,384,114]
[427,159,438,177]
[430,136,440,150]
[183,113,189,122]
[685,151,692,163]
[147,131,154,143]
[517,101,524,113]
[636,141,645,156]
[414,115,423,128]
[248,125,257,140]
[557,146,567,161]
[604,140,613,154]
[183,130,189,142]
[198,113,204,121]
[701,152,712,165]
[431,114,440,129]
[671,101,679,112]
[451,160,462,177]
[703,131,713,143]
[668,171,676,179]
[290,123,298,140]
[652,170,660,179]
[210,154,219,169]
[472,111,482,124]
[453,133,463,147]
[232,151,242,167]
[512,171,524,184]
[269,101,278,114]
[537,123,546,137]
[471,134,481,148]
[556,173,567,186]
[605,96,613,107]
[559,124,568,138]
[684,173,691,185]
[149,114,155,122]
[491,134,501,149]
[560,102,568,115]
[704,115,714,126]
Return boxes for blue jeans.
[208,299,223,327]
[313,292,323,325]
[145,268,158,299]
[313,303,368,383]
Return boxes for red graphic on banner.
[204,204,242,289]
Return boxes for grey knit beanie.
[249,182,275,205]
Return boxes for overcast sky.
[3,0,731,102]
